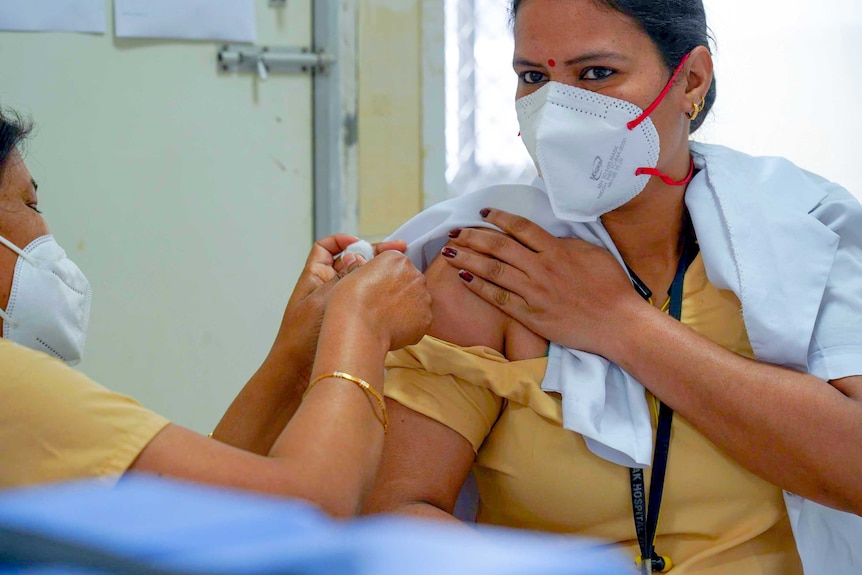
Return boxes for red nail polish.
[458,270,474,282]
[480,208,491,218]
[449,228,462,238]
[442,247,457,258]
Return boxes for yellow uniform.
[385,254,803,574]
[0,339,169,489]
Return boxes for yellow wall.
[357,0,424,240]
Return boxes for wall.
[357,0,445,239]
[695,0,862,199]
[0,0,315,432]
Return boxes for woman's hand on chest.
[441,209,644,356]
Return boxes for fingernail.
[448,228,461,238]
[441,247,457,258]
[480,208,491,218]
[342,253,356,266]
[458,270,474,283]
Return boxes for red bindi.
[547,58,556,67]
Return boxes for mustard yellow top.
[0,339,170,489]
[385,254,803,574]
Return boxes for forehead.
[0,151,32,194]
[513,0,651,57]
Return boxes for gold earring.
[687,96,706,121]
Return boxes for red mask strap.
[627,52,691,131]
[635,157,695,186]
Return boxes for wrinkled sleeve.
[384,337,505,452]
[808,185,862,380]
[0,340,170,489]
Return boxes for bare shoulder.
[424,237,549,360]
[424,241,508,354]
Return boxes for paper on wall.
[114,0,256,43]
[0,0,105,34]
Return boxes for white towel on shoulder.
[388,182,654,467]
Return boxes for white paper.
[114,0,256,43]
[0,0,105,34]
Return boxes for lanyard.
[625,235,699,575]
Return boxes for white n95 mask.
[0,234,92,365]
[516,53,694,222]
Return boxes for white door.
[0,1,314,432]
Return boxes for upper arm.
[362,399,476,517]
[425,242,548,361]
[363,252,502,517]
[362,244,546,518]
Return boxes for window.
[445,0,535,197]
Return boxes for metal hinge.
[217,45,335,80]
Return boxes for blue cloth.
[0,475,632,575]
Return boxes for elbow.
[800,463,862,516]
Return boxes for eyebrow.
[513,51,629,68]
[31,178,38,192]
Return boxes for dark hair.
[509,0,716,133]
[0,108,33,177]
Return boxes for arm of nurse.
[208,235,407,456]
[129,251,431,518]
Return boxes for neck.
[601,179,688,282]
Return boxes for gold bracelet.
[305,371,389,432]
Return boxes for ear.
[681,45,713,113]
